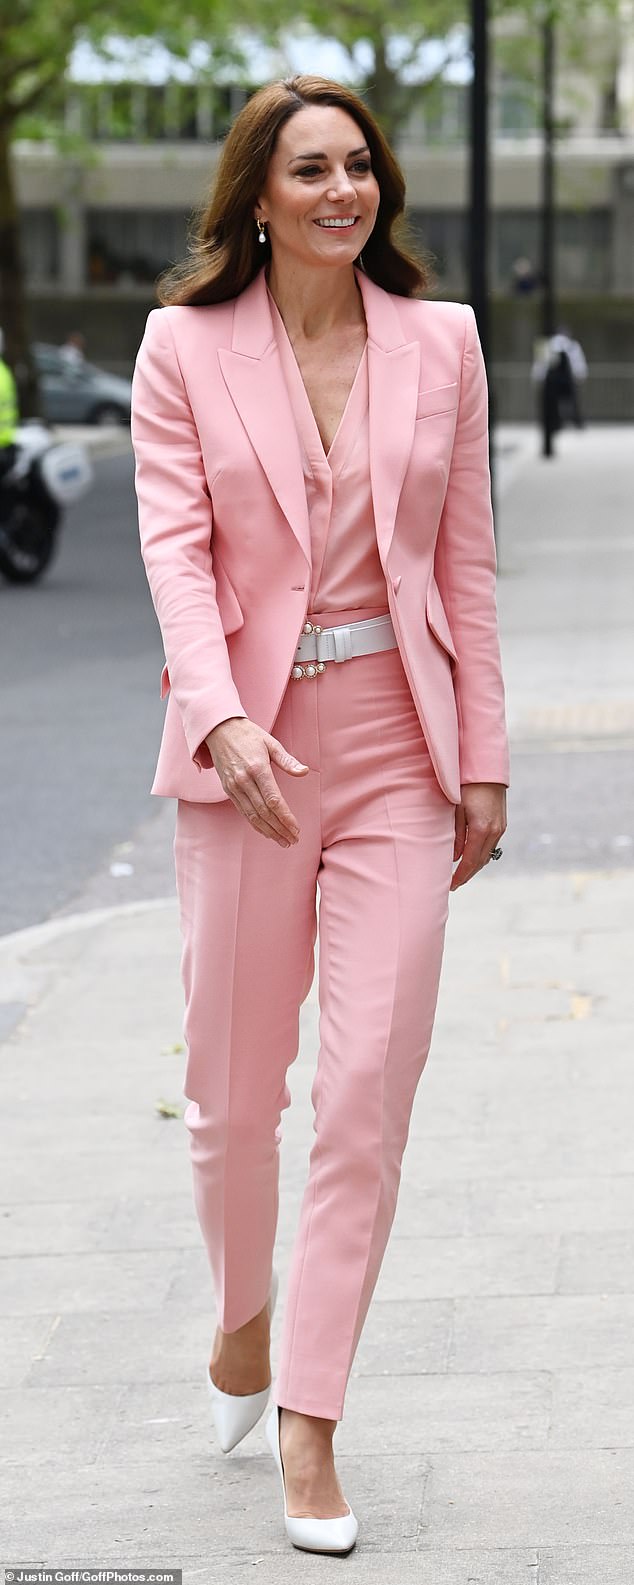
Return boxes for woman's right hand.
[205,717,309,846]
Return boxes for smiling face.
[255,104,380,271]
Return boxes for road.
[0,429,632,938]
[0,449,168,937]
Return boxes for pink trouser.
[173,606,457,1421]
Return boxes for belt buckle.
[292,620,327,680]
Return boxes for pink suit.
[131,265,509,1420]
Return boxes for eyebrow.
[287,145,370,164]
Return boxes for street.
[0,448,166,936]
[1,427,632,938]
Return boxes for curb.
[0,897,177,1017]
[0,894,176,960]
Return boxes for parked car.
[33,344,132,425]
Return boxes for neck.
[265,258,365,341]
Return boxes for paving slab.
[549,1366,634,1448]
[417,1449,634,1547]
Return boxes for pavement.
[1,423,633,1583]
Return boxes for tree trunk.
[0,125,39,417]
[599,64,620,133]
[364,32,406,144]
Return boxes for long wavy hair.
[157,75,431,305]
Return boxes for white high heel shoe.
[265,1402,359,1555]
[207,1268,279,1454]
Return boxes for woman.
[131,74,509,1557]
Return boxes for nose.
[325,169,357,202]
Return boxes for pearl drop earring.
[257,219,267,245]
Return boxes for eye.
[297,165,322,178]
[350,160,372,173]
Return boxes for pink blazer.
[131,264,510,806]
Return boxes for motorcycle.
[0,420,93,584]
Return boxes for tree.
[278,1,468,143]
[1,0,466,412]
[0,0,239,412]
[490,0,622,133]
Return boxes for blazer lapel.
[218,269,311,569]
[355,269,420,572]
[217,265,419,575]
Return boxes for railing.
[32,353,634,423]
[490,363,634,422]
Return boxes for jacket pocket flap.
[426,578,458,660]
[416,382,459,419]
[158,555,243,698]
[213,550,244,636]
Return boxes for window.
[86,209,193,286]
[408,209,467,291]
[492,209,612,290]
[21,210,59,283]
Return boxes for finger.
[466,834,493,875]
[224,775,291,844]
[450,856,480,890]
[245,788,294,843]
[450,845,479,889]
[473,826,504,871]
[450,827,502,889]
[449,862,466,891]
[229,789,291,845]
[450,831,484,890]
[227,761,299,843]
[266,734,309,777]
[454,804,467,861]
[253,769,301,841]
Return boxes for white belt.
[292,614,397,679]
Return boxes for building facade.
[14,66,634,417]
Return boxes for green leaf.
[155,1098,185,1118]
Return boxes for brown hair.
[157,75,431,305]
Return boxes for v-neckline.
[268,288,368,465]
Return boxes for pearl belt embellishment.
[291,621,327,680]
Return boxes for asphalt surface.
[0,449,167,937]
[1,430,632,938]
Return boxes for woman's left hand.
[450,783,507,891]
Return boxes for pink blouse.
[268,289,390,620]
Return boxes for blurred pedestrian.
[532,326,588,429]
[132,73,509,1556]
[0,327,19,483]
[60,330,87,370]
[511,255,539,296]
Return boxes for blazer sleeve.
[432,304,510,788]
[131,307,247,771]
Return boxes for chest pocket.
[416,382,459,420]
